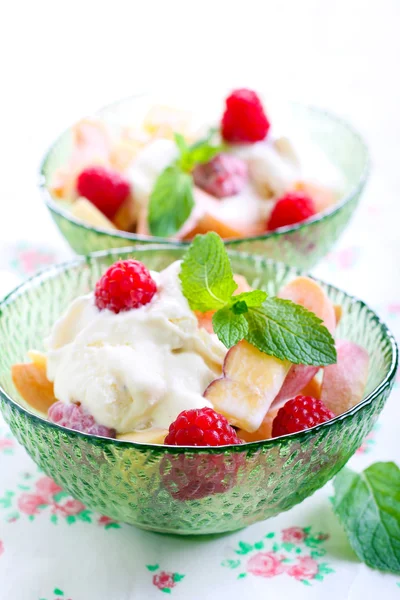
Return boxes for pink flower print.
[153,571,176,591]
[58,499,86,516]
[18,493,47,515]
[282,527,306,543]
[247,551,286,578]
[98,515,114,526]
[0,541,3,556]
[17,248,55,276]
[287,556,319,580]
[0,438,14,451]
[35,477,62,501]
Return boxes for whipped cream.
[46,261,225,433]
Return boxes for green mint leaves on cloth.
[333,462,400,574]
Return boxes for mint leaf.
[179,232,237,311]
[333,463,400,574]
[178,129,224,172]
[244,297,336,365]
[174,132,189,156]
[148,166,194,237]
[212,306,248,347]
[230,290,267,310]
[212,290,266,346]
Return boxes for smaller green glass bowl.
[39,98,369,270]
[0,247,396,535]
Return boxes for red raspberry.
[164,407,241,446]
[95,259,157,313]
[267,191,316,231]
[221,88,270,143]
[162,408,242,500]
[272,395,335,437]
[76,166,130,219]
[160,451,242,501]
[48,401,116,438]
[193,153,248,198]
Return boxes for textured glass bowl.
[0,247,396,535]
[39,97,369,270]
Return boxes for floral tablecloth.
[0,193,399,599]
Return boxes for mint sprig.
[148,130,223,237]
[333,463,400,574]
[180,232,337,366]
[148,166,194,238]
[179,232,238,311]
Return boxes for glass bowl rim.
[38,96,370,245]
[0,245,396,454]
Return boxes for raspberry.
[95,259,157,313]
[221,88,270,143]
[267,191,316,231]
[272,395,334,437]
[193,153,248,198]
[160,451,242,501]
[164,407,241,446]
[48,401,116,438]
[76,166,130,219]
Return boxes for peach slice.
[279,276,336,333]
[143,105,192,140]
[27,350,47,369]
[113,197,137,231]
[12,362,56,415]
[180,212,243,240]
[195,273,252,333]
[294,181,337,213]
[70,198,117,231]
[274,276,335,406]
[238,407,279,442]
[204,341,290,432]
[334,304,343,326]
[117,428,168,444]
[50,119,111,200]
[321,340,369,416]
[299,376,322,399]
[273,364,320,406]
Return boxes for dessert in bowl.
[0,239,396,535]
[40,89,369,269]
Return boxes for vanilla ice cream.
[46,261,225,433]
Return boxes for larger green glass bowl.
[0,248,396,535]
[39,97,369,270]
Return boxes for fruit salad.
[49,89,345,240]
[12,233,369,448]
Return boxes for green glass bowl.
[0,247,396,535]
[39,97,369,270]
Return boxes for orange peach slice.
[117,428,168,444]
[334,304,343,326]
[27,350,47,369]
[279,276,336,333]
[204,341,290,432]
[143,105,192,140]
[299,376,322,400]
[294,181,337,213]
[113,197,137,231]
[12,362,56,414]
[181,212,243,240]
[321,340,369,416]
[70,198,117,231]
[238,407,279,442]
